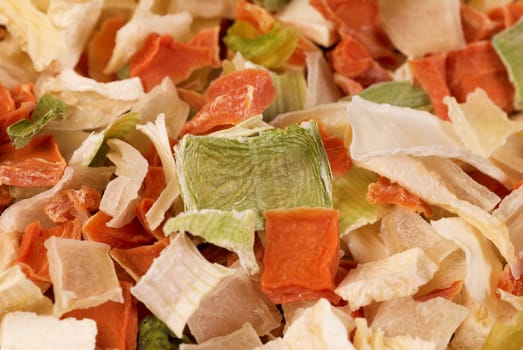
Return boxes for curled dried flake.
[367,176,432,218]
[44,185,101,224]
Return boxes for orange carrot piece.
[329,36,391,88]
[180,69,275,136]
[488,3,523,32]
[317,122,352,176]
[0,83,36,145]
[415,280,464,302]
[63,281,138,350]
[497,264,523,297]
[87,13,127,82]
[461,5,497,42]
[310,0,401,68]
[0,135,65,186]
[447,40,515,113]
[141,166,166,201]
[110,238,170,281]
[11,219,82,284]
[44,185,101,224]
[261,207,340,304]
[187,26,221,66]
[83,211,155,249]
[130,32,221,92]
[367,176,432,218]
[408,53,451,121]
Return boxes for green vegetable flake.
[493,19,523,109]
[175,121,332,229]
[263,70,306,122]
[7,93,69,149]
[356,81,432,110]
[137,315,190,350]
[224,20,299,69]
[482,311,523,350]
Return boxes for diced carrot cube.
[261,207,340,304]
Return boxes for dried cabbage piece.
[45,237,123,317]
[180,323,262,350]
[370,297,468,350]
[175,121,332,229]
[335,248,438,310]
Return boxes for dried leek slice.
[164,209,259,274]
[175,121,332,229]
[131,232,235,338]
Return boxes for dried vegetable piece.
[180,323,262,350]
[0,311,97,350]
[408,53,451,120]
[187,273,281,343]
[180,69,275,136]
[317,121,351,176]
[110,238,170,282]
[129,31,220,92]
[176,121,332,229]
[367,176,432,218]
[131,232,235,338]
[261,207,340,304]
[329,36,391,88]
[0,83,36,144]
[63,281,138,350]
[447,40,514,113]
[45,236,123,317]
[83,211,155,249]
[43,185,101,224]
[10,219,81,285]
[335,248,438,310]
[87,13,127,82]
[0,265,53,317]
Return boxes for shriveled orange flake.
[447,40,515,114]
[310,0,400,67]
[367,176,432,218]
[261,207,340,304]
[0,83,36,145]
[0,135,65,187]
[11,219,82,285]
[408,53,451,121]
[415,280,463,302]
[62,281,138,350]
[110,238,170,281]
[180,69,275,136]
[83,211,155,249]
[87,13,127,82]
[488,3,523,32]
[497,264,523,297]
[188,26,221,66]
[44,185,101,224]
[329,36,391,88]
[461,5,497,42]
[130,32,221,92]
[141,166,166,201]
[317,121,352,176]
